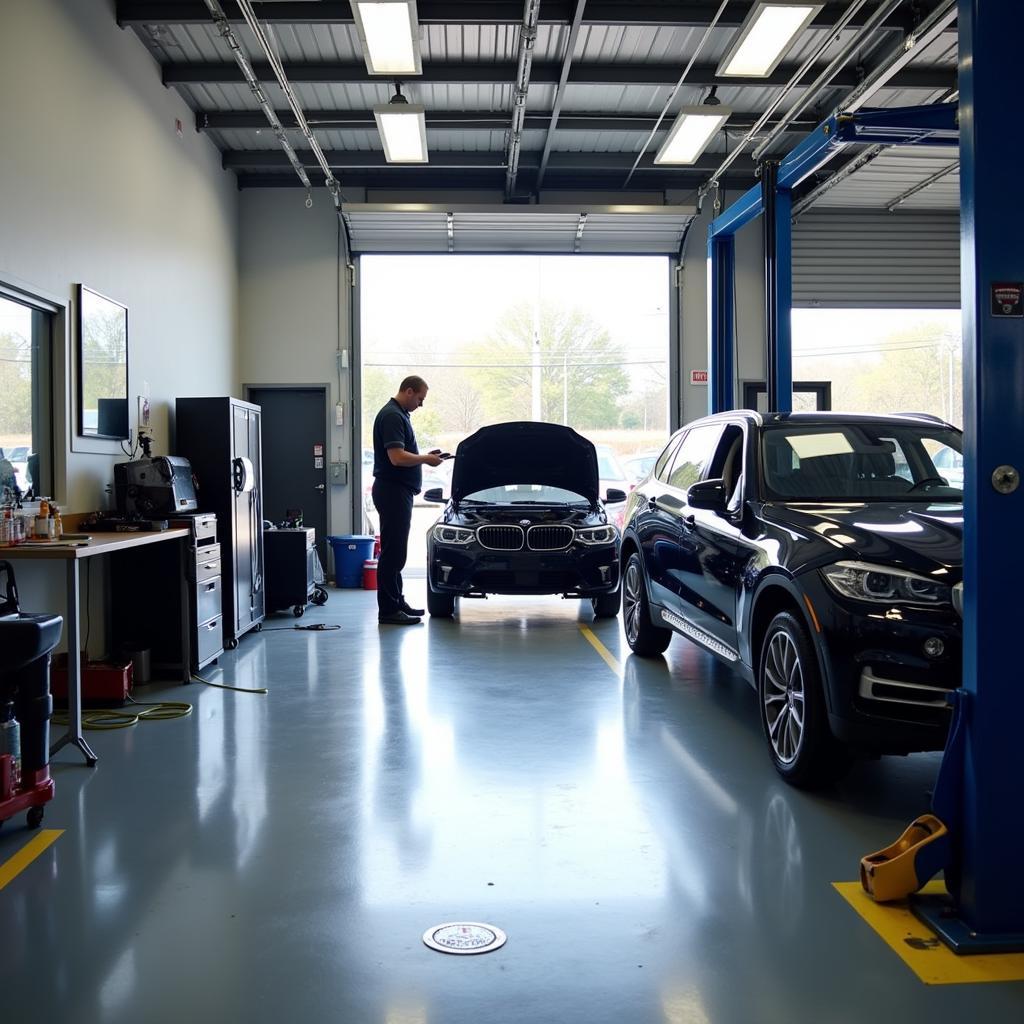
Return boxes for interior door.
[248,387,329,567]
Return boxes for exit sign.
[691,370,708,385]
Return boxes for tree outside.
[792,310,962,425]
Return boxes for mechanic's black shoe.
[378,610,422,625]
[400,603,425,617]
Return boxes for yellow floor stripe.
[0,829,64,890]
[834,879,1024,984]
[579,625,622,675]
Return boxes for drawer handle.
[205,582,216,592]
[201,562,216,571]
[205,621,218,631]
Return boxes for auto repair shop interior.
[1,1,1022,1020]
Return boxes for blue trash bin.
[328,535,376,588]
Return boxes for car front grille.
[476,525,524,551]
[527,525,574,550]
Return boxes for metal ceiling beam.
[163,59,954,90]
[197,109,822,133]
[223,149,759,172]
[234,168,757,189]
[118,1,921,30]
[536,0,587,191]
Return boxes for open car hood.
[450,421,600,504]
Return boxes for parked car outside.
[622,449,662,489]
[424,421,625,619]
[620,410,963,787]
[596,444,630,528]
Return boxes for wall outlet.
[335,401,345,426]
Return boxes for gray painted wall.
[0,0,238,636]
[238,188,355,536]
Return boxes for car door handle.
[653,494,685,515]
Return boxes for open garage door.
[342,204,696,256]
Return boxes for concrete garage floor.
[1,589,1022,1022]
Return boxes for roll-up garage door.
[341,203,696,255]
[792,210,960,308]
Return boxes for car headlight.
[576,525,619,546]
[820,560,951,605]
[432,524,475,545]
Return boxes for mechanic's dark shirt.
[372,397,421,493]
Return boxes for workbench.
[1,525,191,766]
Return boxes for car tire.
[591,587,621,619]
[427,587,456,618]
[622,552,672,656]
[757,611,850,788]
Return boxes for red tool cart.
[0,560,62,830]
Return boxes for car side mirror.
[687,478,727,513]
[423,487,446,504]
[605,488,627,504]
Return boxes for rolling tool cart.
[0,561,62,830]
[263,527,328,617]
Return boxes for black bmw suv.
[621,411,963,787]
[425,421,624,619]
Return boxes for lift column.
[915,0,1024,951]
[762,160,793,413]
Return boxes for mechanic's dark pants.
[371,478,414,616]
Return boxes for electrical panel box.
[331,461,348,485]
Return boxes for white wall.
[238,188,355,535]
[0,0,238,635]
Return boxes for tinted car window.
[762,423,963,501]
[667,425,721,491]
[654,436,682,482]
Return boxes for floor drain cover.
[422,922,507,955]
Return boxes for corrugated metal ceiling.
[129,3,960,210]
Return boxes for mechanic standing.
[372,376,445,625]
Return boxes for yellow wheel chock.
[860,814,950,902]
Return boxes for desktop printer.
[114,456,198,517]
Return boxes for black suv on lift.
[620,411,964,787]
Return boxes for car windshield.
[463,484,590,504]
[761,422,964,502]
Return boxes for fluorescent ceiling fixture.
[373,101,428,162]
[350,1,422,75]
[654,106,731,165]
[717,2,823,78]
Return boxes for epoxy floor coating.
[1,589,1022,1022]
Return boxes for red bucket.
[362,558,378,590]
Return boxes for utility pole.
[532,257,542,421]
[563,352,569,424]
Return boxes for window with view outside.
[360,255,671,571]
[0,294,51,503]
[762,422,963,501]
[792,309,961,425]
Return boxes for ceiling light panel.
[351,1,422,76]
[373,103,429,162]
[654,107,731,165]
[717,3,823,78]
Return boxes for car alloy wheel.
[622,552,672,656]
[757,611,850,788]
[762,628,805,766]
[624,559,643,644]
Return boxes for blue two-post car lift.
[705,0,1024,954]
